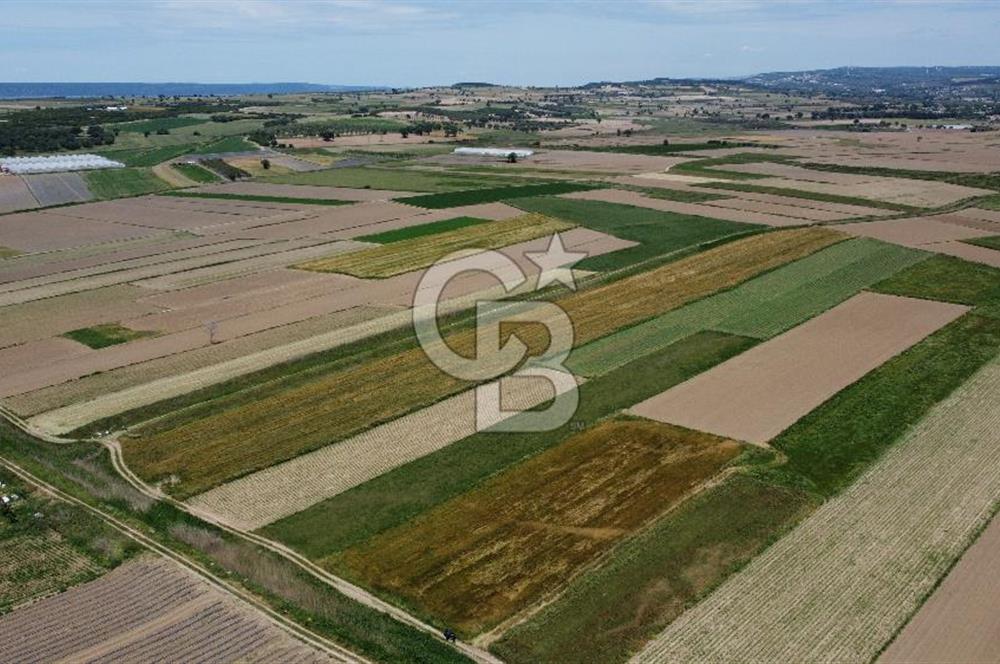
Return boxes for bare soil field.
[879,512,1000,664]
[22,172,93,206]
[633,354,1000,664]
[338,419,743,636]
[0,176,39,213]
[750,173,992,207]
[188,370,579,531]
[5,305,397,417]
[193,182,417,201]
[0,337,94,377]
[703,196,846,221]
[837,216,994,247]
[56,196,311,231]
[0,210,165,253]
[0,556,331,663]
[563,188,813,226]
[0,284,162,349]
[631,292,968,443]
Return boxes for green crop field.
[357,216,491,243]
[511,195,761,271]
[569,238,926,376]
[83,168,171,199]
[964,235,1000,251]
[873,254,1000,307]
[261,331,757,558]
[163,191,351,206]
[171,162,219,183]
[113,116,208,133]
[397,182,596,209]
[62,323,156,349]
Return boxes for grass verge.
[162,191,350,206]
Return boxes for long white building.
[0,154,125,175]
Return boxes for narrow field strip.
[569,238,926,376]
[632,355,1000,664]
[397,182,595,209]
[187,371,580,531]
[163,191,352,206]
[294,213,573,277]
[337,419,744,637]
[630,292,968,444]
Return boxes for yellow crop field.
[294,213,574,277]
[336,419,743,636]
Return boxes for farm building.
[453,147,535,158]
[0,154,124,175]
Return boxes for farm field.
[879,513,1000,664]
[630,292,968,443]
[4,74,1000,664]
[0,176,39,213]
[338,419,744,636]
[0,556,333,663]
[295,213,574,277]
[632,354,1000,664]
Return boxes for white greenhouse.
[0,154,125,175]
[453,147,535,158]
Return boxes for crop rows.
[633,357,1000,664]
[294,213,574,277]
[569,238,925,376]
[0,532,101,613]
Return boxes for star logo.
[526,233,587,291]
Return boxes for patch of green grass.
[200,135,253,154]
[671,152,791,180]
[261,331,757,558]
[201,159,249,181]
[397,182,596,209]
[104,144,202,167]
[774,313,1000,497]
[570,238,927,376]
[357,216,491,243]
[492,474,816,664]
[976,195,1000,210]
[83,168,171,199]
[0,246,19,259]
[266,166,537,193]
[695,180,920,212]
[964,235,1000,251]
[62,324,156,349]
[162,191,350,206]
[171,162,219,183]
[872,254,1000,307]
[510,196,760,271]
[113,116,207,133]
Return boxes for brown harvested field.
[0,284,162,349]
[0,210,166,253]
[56,196,313,231]
[631,292,968,444]
[295,213,574,277]
[188,371,578,531]
[837,216,995,247]
[562,188,812,227]
[0,176,39,214]
[5,305,396,417]
[749,173,992,207]
[838,216,1000,268]
[337,419,743,636]
[702,196,847,221]
[453,149,687,174]
[722,189,896,218]
[193,182,417,201]
[117,228,839,498]
[879,513,1000,664]
[0,337,93,377]
[633,354,1000,664]
[0,556,331,663]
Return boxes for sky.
[4,0,1000,87]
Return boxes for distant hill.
[0,82,377,99]
[744,66,1000,96]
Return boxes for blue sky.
[4,1,1000,86]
